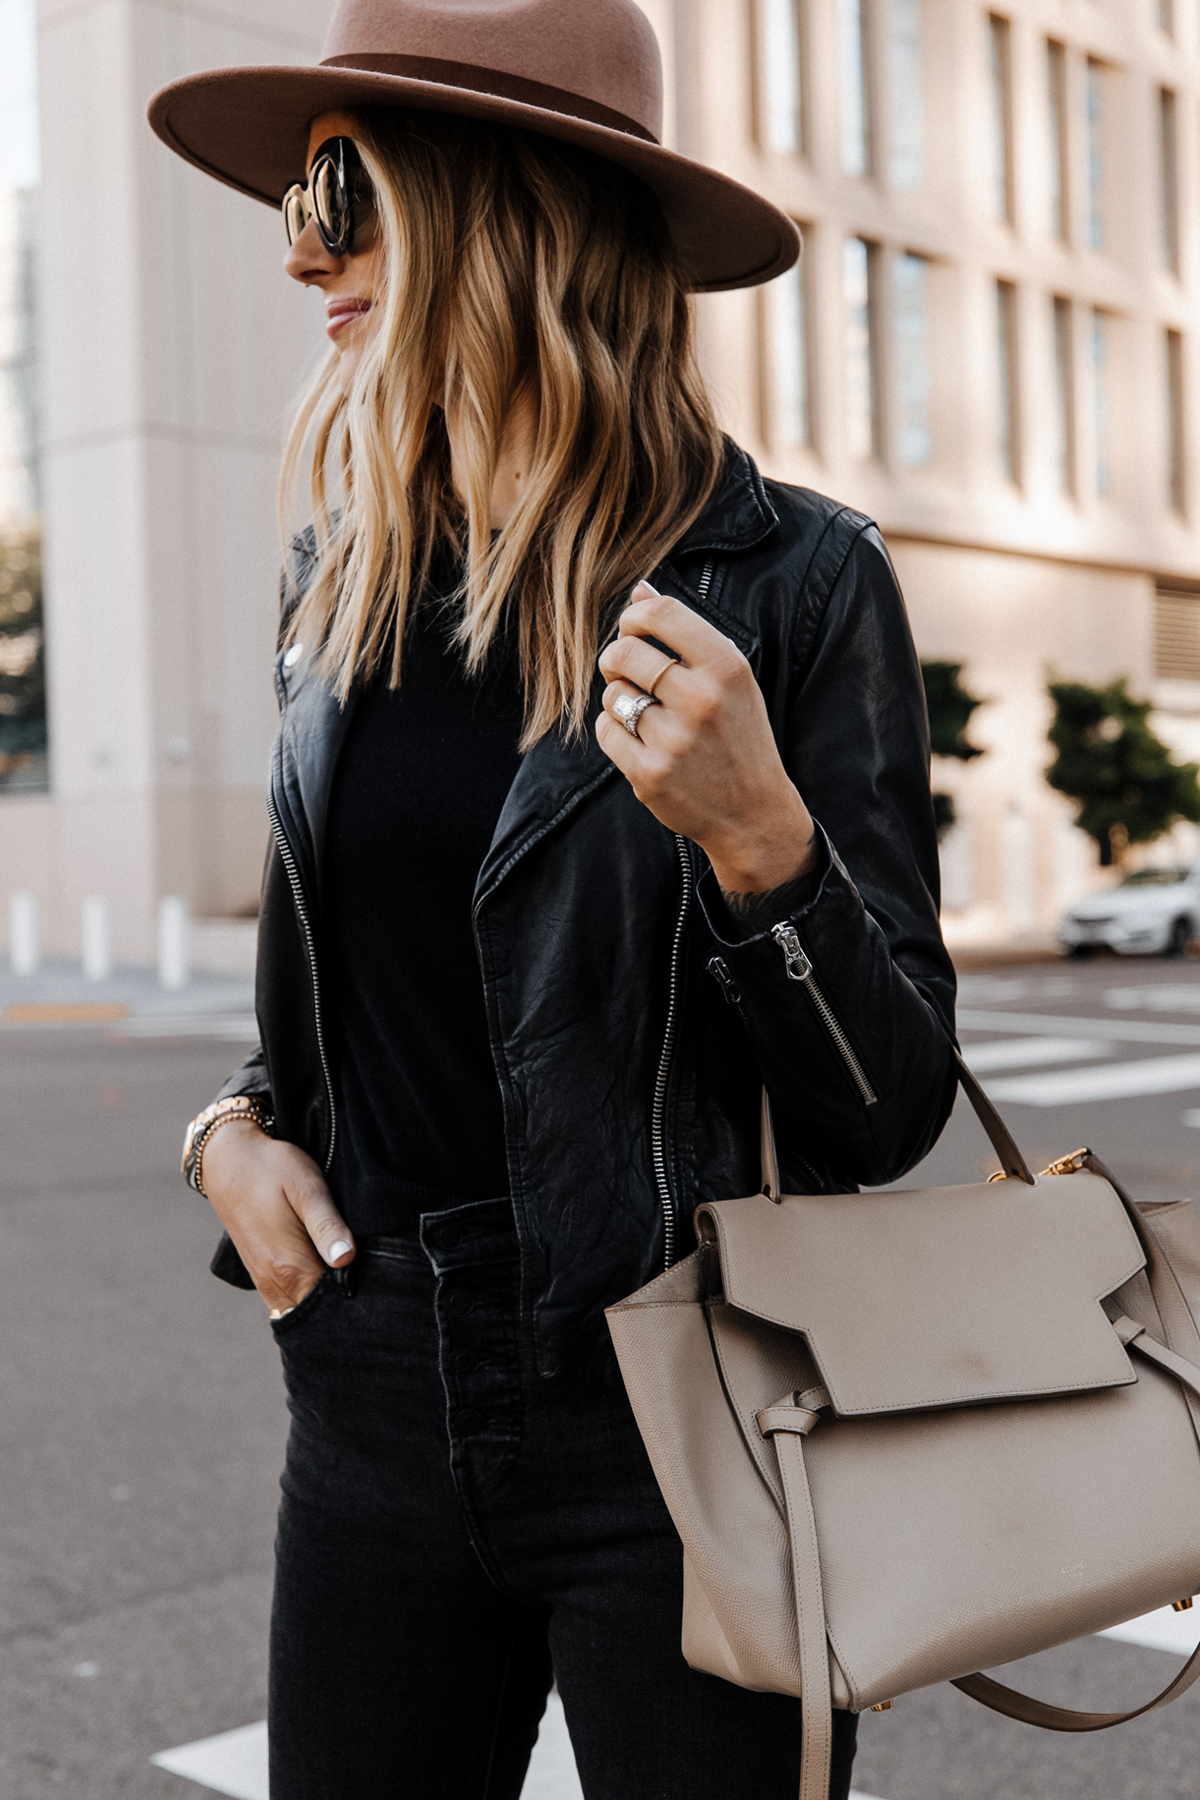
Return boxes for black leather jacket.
[211,445,957,1374]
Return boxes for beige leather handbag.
[607,1057,1200,1800]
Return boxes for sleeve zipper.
[707,955,826,1193]
[769,924,879,1108]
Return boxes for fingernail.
[327,1239,353,1264]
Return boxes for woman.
[152,4,957,1796]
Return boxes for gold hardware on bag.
[988,1171,1009,1183]
[1174,1598,1195,1612]
[1039,1150,1091,1177]
[870,1700,894,1712]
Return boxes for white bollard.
[158,896,190,991]
[10,890,39,976]
[81,895,112,982]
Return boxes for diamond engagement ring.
[613,692,658,738]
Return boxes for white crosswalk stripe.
[986,1051,1200,1106]
[959,1007,1200,1047]
[151,1607,1200,1799]
[963,1036,1110,1073]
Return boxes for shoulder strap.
[758,1049,1034,1197]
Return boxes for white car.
[1058,865,1200,957]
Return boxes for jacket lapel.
[474,443,780,907]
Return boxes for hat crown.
[320,0,664,142]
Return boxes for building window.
[838,0,871,176]
[0,0,45,794]
[1156,588,1200,680]
[889,0,923,189]
[1159,89,1179,274]
[759,0,803,155]
[844,237,880,458]
[1052,297,1075,495]
[893,252,931,466]
[1046,41,1068,241]
[986,17,1014,224]
[1091,309,1112,496]
[1167,329,1186,515]
[771,257,811,447]
[1085,59,1106,251]
[995,280,1019,481]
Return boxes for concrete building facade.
[682,0,1200,946]
[3,0,1199,960]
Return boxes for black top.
[324,574,525,1235]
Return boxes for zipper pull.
[770,922,812,983]
[707,956,742,1006]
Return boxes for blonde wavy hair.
[281,107,724,746]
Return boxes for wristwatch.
[182,1095,275,1196]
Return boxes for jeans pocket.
[269,1268,334,1337]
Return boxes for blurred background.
[7,0,1200,963]
[8,3,1200,1799]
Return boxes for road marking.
[149,1699,883,1799]
[1101,1603,1200,1656]
[109,1015,259,1041]
[152,1720,267,1800]
[986,1052,1200,1106]
[2,1000,130,1025]
[1106,984,1200,1013]
[963,1037,1110,1073]
[959,1008,1200,1047]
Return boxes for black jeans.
[268,1197,859,1799]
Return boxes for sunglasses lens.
[284,144,375,256]
[313,155,349,253]
[282,188,308,247]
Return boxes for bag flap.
[696,1171,1144,1416]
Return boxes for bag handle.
[759,1048,1035,1198]
[952,1634,1200,1731]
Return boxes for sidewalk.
[0,960,256,1040]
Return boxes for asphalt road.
[4,957,1200,1799]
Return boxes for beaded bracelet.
[182,1095,274,1196]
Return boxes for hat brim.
[146,65,799,293]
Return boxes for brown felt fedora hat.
[147,0,799,293]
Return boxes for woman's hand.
[201,1122,355,1315]
[596,583,817,901]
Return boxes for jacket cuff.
[697,822,835,947]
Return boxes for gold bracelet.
[182,1095,274,1195]
[194,1110,270,1197]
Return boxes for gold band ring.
[644,655,678,701]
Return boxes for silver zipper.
[267,792,339,1172]
[649,559,715,1269]
[653,832,693,1268]
[706,955,826,1194]
[770,923,879,1107]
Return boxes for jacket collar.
[669,440,778,559]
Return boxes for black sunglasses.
[283,137,377,256]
